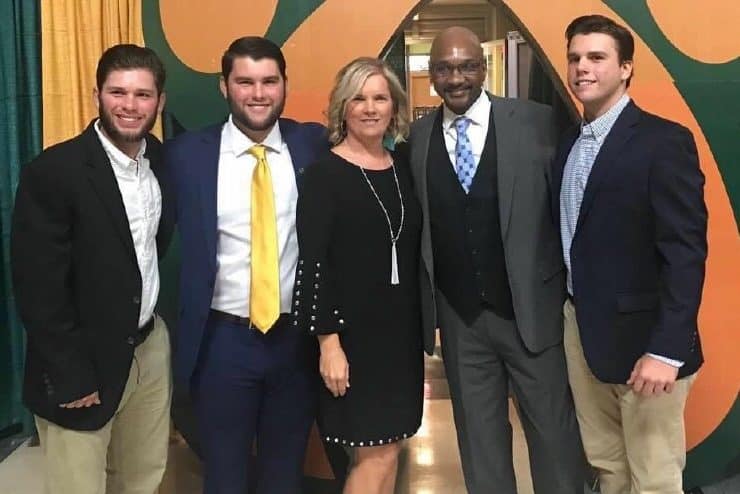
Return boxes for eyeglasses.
[429,60,483,78]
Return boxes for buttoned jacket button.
[133,295,141,305]
[126,336,135,345]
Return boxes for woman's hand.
[318,334,350,397]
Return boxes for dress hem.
[321,427,420,447]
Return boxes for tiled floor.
[158,350,535,493]
[2,351,736,493]
[0,399,532,494]
[0,351,540,494]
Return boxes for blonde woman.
[293,57,423,494]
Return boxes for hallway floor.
[1,351,734,493]
[0,351,538,494]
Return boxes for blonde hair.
[326,57,409,145]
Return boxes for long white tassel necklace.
[359,159,405,285]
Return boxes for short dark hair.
[221,36,287,81]
[565,15,634,86]
[96,44,166,94]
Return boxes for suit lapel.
[280,118,310,185]
[83,123,138,267]
[576,102,640,231]
[492,96,520,238]
[197,125,223,272]
[410,108,440,283]
[410,109,438,219]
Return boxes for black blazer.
[11,121,174,430]
[552,101,707,383]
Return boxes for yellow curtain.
[41,0,162,147]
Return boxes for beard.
[98,103,158,144]
[228,94,285,135]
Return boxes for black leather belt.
[209,309,288,329]
[567,293,575,304]
[130,316,155,347]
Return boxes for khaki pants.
[563,300,694,494]
[36,316,172,494]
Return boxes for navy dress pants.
[192,313,317,494]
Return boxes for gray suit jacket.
[408,94,566,355]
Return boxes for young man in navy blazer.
[553,15,707,494]
[163,37,328,493]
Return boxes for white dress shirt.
[211,116,299,317]
[442,90,491,170]
[94,120,161,328]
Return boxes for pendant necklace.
[358,159,404,285]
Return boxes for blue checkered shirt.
[560,94,630,295]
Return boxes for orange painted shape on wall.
[648,0,740,64]
[160,0,278,73]
[629,84,740,450]
[281,0,419,122]
[502,0,740,450]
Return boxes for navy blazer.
[551,101,707,383]
[163,118,328,385]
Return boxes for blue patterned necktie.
[454,117,475,193]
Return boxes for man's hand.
[59,391,100,408]
[627,355,678,397]
[318,334,350,398]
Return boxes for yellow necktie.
[248,144,280,333]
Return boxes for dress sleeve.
[292,160,347,335]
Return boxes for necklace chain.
[358,159,405,245]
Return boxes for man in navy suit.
[163,37,327,493]
[553,15,707,494]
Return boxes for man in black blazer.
[553,15,707,494]
[11,45,173,494]
[407,27,583,493]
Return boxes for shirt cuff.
[646,353,684,368]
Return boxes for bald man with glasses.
[404,27,584,494]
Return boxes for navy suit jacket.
[163,118,328,385]
[552,101,707,383]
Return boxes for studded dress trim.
[292,259,345,335]
[322,430,416,447]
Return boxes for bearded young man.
[162,36,328,493]
[11,44,173,494]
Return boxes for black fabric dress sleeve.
[292,160,347,335]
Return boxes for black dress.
[293,150,423,447]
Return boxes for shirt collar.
[442,90,490,131]
[580,93,631,141]
[93,119,147,170]
[225,114,283,156]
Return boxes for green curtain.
[0,0,42,437]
